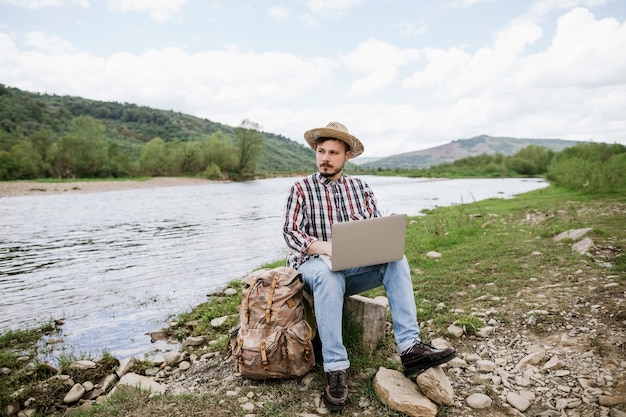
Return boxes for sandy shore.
[0,177,213,198]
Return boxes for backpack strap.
[265,272,280,324]
[243,276,263,324]
[260,341,269,370]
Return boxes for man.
[282,122,456,411]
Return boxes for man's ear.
[345,150,353,162]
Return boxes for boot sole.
[403,351,456,376]
[323,397,349,411]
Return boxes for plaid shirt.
[283,172,381,268]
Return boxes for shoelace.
[403,340,435,355]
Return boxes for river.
[0,176,547,360]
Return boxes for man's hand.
[307,240,332,257]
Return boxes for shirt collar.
[316,172,344,185]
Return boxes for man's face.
[316,139,351,181]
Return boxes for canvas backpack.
[230,266,316,379]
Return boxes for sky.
[1,0,625,158]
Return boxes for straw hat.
[303,122,364,158]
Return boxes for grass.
[2,185,624,416]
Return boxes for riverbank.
[0,177,213,198]
[2,186,625,416]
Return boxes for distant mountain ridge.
[362,135,588,169]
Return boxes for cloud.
[1,0,88,8]
[268,5,289,21]
[107,0,188,22]
[307,0,363,17]
[529,0,607,17]
[342,39,420,96]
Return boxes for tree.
[50,116,109,178]
[234,119,264,175]
[203,132,237,174]
[507,145,554,176]
[140,137,167,176]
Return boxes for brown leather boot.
[323,369,349,411]
[401,341,456,375]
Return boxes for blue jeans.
[297,256,421,372]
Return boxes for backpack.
[230,266,316,379]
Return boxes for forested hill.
[0,84,317,179]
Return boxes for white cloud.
[341,39,420,96]
[268,5,288,21]
[307,0,363,16]
[23,31,75,53]
[529,0,607,17]
[107,0,188,22]
[455,0,496,6]
[514,8,626,87]
[1,0,88,8]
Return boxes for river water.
[0,176,547,360]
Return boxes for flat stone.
[118,373,165,394]
[373,367,437,417]
[553,228,593,241]
[72,360,97,370]
[63,383,86,403]
[182,336,204,346]
[599,395,626,406]
[466,393,492,409]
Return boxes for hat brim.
[304,127,364,158]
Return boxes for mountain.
[362,135,587,169]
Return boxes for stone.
[63,383,86,403]
[223,288,237,296]
[72,360,96,370]
[466,393,492,409]
[476,326,495,338]
[599,395,626,406]
[118,373,165,394]
[163,352,183,366]
[82,381,94,392]
[182,336,204,346]
[5,401,20,415]
[516,350,545,369]
[343,295,387,350]
[416,366,455,406]
[553,228,593,241]
[447,324,464,338]
[572,237,595,254]
[150,330,167,342]
[476,360,497,372]
[373,367,437,417]
[210,316,229,327]
[116,357,136,378]
[542,355,564,370]
[100,374,117,392]
[507,391,531,412]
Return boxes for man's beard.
[319,163,343,178]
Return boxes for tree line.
[373,142,626,194]
[0,116,265,181]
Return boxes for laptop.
[320,214,408,271]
